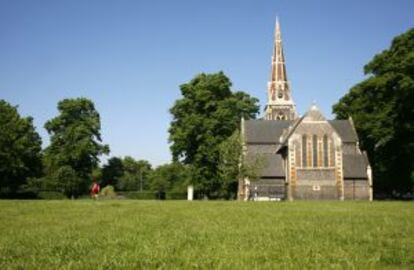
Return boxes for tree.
[218,130,242,199]
[117,157,152,191]
[0,100,42,192]
[333,28,414,195]
[101,157,124,187]
[53,166,83,198]
[218,130,265,199]
[44,98,109,197]
[91,166,103,183]
[169,72,259,198]
[149,163,190,194]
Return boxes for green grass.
[0,201,413,269]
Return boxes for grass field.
[0,201,413,269]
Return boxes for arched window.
[302,135,307,167]
[278,90,283,99]
[313,135,318,168]
[323,135,329,167]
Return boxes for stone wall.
[249,178,285,200]
[344,179,370,200]
[293,169,338,199]
[294,185,339,200]
[288,119,345,200]
[296,169,336,181]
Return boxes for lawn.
[0,200,413,269]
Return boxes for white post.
[367,165,373,201]
[187,185,194,201]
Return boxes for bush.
[0,191,37,199]
[37,191,66,200]
[122,192,156,200]
[99,185,117,199]
[166,193,187,200]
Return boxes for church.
[238,20,373,201]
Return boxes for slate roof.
[245,120,293,144]
[328,120,358,143]
[246,152,285,178]
[245,119,359,144]
[343,153,368,179]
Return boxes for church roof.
[246,152,285,178]
[343,153,369,179]
[328,120,358,143]
[245,118,359,145]
[244,120,293,144]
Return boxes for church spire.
[271,17,288,84]
[265,17,297,121]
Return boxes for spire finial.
[275,16,280,40]
[310,101,318,110]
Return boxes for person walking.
[90,180,100,200]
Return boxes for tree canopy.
[169,72,259,197]
[149,162,190,194]
[44,98,109,197]
[333,28,414,195]
[218,130,266,199]
[101,157,124,187]
[117,157,152,191]
[0,100,42,192]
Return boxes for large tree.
[0,100,42,192]
[44,98,109,197]
[149,162,190,194]
[169,72,259,197]
[333,28,414,195]
[101,157,124,188]
[117,157,152,191]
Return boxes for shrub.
[166,193,187,200]
[122,192,156,200]
[99,185,117,199]
[37,191,66,200]
[0,190,37,199]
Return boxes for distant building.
[238,19,372,201]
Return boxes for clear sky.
[1,0,413,166]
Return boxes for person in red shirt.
[90,179,100,200]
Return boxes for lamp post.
[140,169,143,192]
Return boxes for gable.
[302,105,326,122]
[277,106,360,148]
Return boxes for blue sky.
[1,0,413,166]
